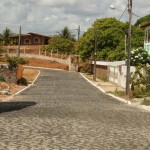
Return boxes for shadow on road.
[0,101,36,113]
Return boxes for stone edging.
[80,73,150,112]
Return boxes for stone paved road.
[0,69,150,150]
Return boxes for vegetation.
[131,47,150,66]
[17,77,28,86]
[0,76,5,82]
[57,26,75,41]
[0,28,14,45]
[141,98,150,106]
[78,18,144,61]
[42,36,75,55]
[4,55,28,70]
[42,26,77,55]
[130,65,150,98]
[134,14,150,26]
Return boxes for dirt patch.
[26,57,68,70]
[0,69,39,101]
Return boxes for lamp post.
[110,0,132,96]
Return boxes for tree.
[43,36,75,54]
[78,17,144,61]
[57,26,75,41]
[134,14,150,27]
[0,28,14,45]
[78,18,127,61]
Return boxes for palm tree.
[0,28,13,45]
[58,26,75,41]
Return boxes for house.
[140,21,150,55]
[9,32,50,45]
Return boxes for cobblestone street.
[0,69,150,150]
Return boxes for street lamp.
[110,5,123,12]
[110,0,133,96]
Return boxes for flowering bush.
[131,47,150,66]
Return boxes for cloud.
[0,0,149,35]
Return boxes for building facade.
[140,21,150,55]
[9,32,49,45]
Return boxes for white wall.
[108,65,136,88]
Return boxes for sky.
[0,0,150,38]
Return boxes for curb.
[80,73,130,104]
[1,70,41,102]
[80,73,150,112]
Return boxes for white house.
[140,21,150,55]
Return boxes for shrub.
[130,65,150,98]
[0,76,5,82]
[17,77,28,86]
[131,47,150,66]
[4,55,28,70]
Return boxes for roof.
[140,21,150,29]
[9,32,50,38]
[92,61,125,66]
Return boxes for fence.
[2,45,79,72]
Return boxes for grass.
[141,98,150,106]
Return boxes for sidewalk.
[81,73,150,112]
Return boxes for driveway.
[0,68,150,150]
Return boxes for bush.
[131,47,150,66]
[130,65,150,98]
[4,55,28,70]
[79,64,91,73]
[17,77,28,86]
[0,76,5,82]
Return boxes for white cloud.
[0,0,149,35]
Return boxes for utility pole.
[93,28,97,81]
[78,25,80,41]
[17,26,21,57]
[126,0,132,95]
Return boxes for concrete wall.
[92,61,137,89]
[108,65,136,88]
[7,53,78,72]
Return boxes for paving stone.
[0,69,150,149]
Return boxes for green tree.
[0,28,14,45]
[43,36,74,54]
[78,18,127,61]
[57,26,75,41]
[134,14,150,26]
[78,17,144,61]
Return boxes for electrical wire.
[118,4,128,21]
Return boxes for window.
[145,29,150,43]
[24,39,30,44]
[34,37,40,43]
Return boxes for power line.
[119,4,128,20]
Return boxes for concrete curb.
[80,73,130,104]
[1,70,41,102]
[80,73,150,112]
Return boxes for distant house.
[9,32,50,45]
[140,21,150,55]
